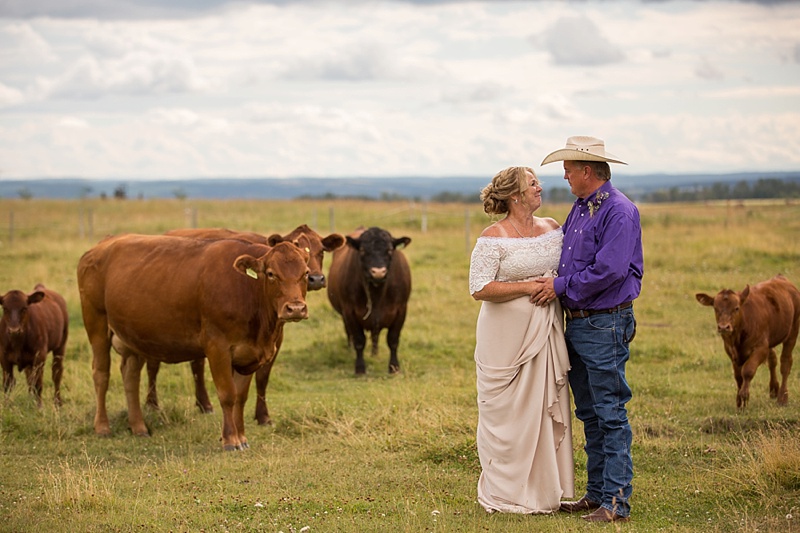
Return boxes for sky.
[1,0,799,181]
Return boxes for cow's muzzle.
[307,274,325,291]
[281,302,308,321]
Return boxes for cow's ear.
[267,234,284,246]
[695,293,715,306]
[233,255,264,279]
[393,237,411,249]
[27,291,46,305]
[346,236,361,250]
[740,285,751,305]
[322,233,345,251]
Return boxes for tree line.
[430,178,800,204]
[636,177,800,203]
[13,177,800,204]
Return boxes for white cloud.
[57,116,89,128]
[0,82,25,107]
[534,15,625,67]
[694,56,725,81]
[0,0,799,178]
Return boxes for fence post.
[185,207,198,228]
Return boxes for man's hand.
[531,277,556,306]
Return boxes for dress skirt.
[475,296,574,514]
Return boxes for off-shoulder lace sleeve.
[469,238,502,295]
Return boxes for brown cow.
[0,284,68,406]
[159,225,344,425]
[77,234,309,450]
[327,226,411,374]
[696,274,800,408]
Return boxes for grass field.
[0,197,799,532]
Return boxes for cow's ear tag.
[305,247,310,253]
[246,268,258,279]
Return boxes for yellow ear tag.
[246,268,258,279]
[304,247,310,253]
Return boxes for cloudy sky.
[1,0,799,180]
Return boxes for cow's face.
[696,286,751,335]
[234,242,309,322]
[270,226,345,291]
[347,227,411,285]
[0,289,45,336]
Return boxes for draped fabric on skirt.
[475,295,574,514]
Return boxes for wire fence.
[0,200,494,254]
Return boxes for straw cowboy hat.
[541,136,627,166]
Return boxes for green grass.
[0,198,799,532]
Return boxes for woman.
[469,166,574,514]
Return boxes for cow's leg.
[1,363,14,395]
[254,333,283,425]
[233,371,253,449]
[767,348,779,399]
[145,358,160,410]
[385,312,406,374]
[738,349,766,409]
[120,353,149,436]
[191,358,214,413]
[51,345,65,407]
[732,362,744,409]
[254,360,274,425]
[777,334,797,406]
[85,310,113,436]
[343,318,353,348]
[205,344,243,451]
[28,352,46,407]
[350,321,368,375]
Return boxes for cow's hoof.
[223,444,242,451]
[255,417,272,426]
[388,365,400,374]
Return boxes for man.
[531,136,643,523]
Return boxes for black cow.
[327,227,412,374]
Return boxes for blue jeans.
[565,307,635,517]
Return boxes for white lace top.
[469,228,563,295]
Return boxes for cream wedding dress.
[469,229,574,514]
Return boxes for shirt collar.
[577,180,613,205]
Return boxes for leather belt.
[564,301,633,320]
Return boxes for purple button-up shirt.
[553,180,643,310]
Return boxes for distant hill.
[2,172,799,201]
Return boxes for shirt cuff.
[553,276,566,297]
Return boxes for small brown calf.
[696,275,800,408]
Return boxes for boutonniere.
[587,191,609,217]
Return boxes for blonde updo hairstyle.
[479,166,535,216]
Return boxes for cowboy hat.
[541,136,627,165]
